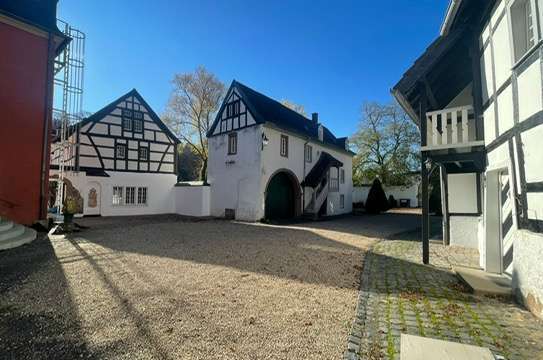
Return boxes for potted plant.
[62,197,78,224]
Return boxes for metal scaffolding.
[52,20,85,212]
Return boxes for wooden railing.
[423,105,484,150]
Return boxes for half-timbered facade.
[207,81,354,222]
[50,89,179,216]
[393,0,543,318]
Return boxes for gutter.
[440,0,462,36]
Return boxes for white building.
[394,0,543,317]
[50,89,179,216]
[207,81,354,221]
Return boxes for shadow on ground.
[0,235,96,359]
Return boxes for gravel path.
[1,214,419,359]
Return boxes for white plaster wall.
[174,186,210,217]
[260,125,353,218]
[57,171,177,217]
[450,215,480,249]
[353,183,419,208]
[447,173,479,213]
[518,59,542,122]
[513,230,543,318]
[208,125,263,221]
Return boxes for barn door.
[499,171,514,276]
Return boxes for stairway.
[0,217,37,251]
[304,179,329,219]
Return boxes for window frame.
[340,168,345,184]
[112,186,124,205]
[137,187,148,205]
[125,186,136,205]
[305,144,312,163]
[138,146,149,161]
[116,144,127,159]
[508,0,540,65]
[228,132,238,155]
[280,135,289,158]
[340,194,345,209]
[133,119,143,133]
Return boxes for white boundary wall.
[353,183,419,208]
[174,185,211,217]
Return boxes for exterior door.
[499,171,514,276]
[85,182,101,216]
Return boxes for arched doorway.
[265,170,301,220]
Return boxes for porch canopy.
[391,0,491,125]
[301,151,343,188]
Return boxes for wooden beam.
[421,155,430,264]
[440,165,450,246]
[423,77,439,110]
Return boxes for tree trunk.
[200,158,208,184]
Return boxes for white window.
[340,168,345,184]
[112,186,123,205]
[137,187,148,205]
[228,132,237,155]
[139,147,149,160]
[125,187,136,205]
[510,0,538,62]
[280,135,289,157]
[133,111,144,120]
[133,119,143,133]
[329,168,339,192]
[116,144,126,159]
[340,194,345,209]
[305,144,312,162]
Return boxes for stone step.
[0,218,14,232]
[454,266,512,298]
[0,223,24,241]
[0,227,37,251]
[400,334,495,360]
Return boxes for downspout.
[302,137,310,214]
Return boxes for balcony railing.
[423,105,484,151]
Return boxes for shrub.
[365,179,389,214]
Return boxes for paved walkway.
[345,240,543,360]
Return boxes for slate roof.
[209,80,353,155]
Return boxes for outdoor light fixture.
[424,158,433,171]
[261,133,269,150]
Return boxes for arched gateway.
[264,170,301,220]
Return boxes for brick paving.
[345,240,543,360]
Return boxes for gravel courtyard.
[0,214,419,359]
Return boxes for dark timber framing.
[51,89,179,175]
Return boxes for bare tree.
[280,99,307,117]
[350,101,420,186]
[163,66,225,182]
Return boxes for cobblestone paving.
[345,240,543,360]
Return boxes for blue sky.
[57,0,448,137]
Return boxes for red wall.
[0,21,51,225]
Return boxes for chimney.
[311,112,319,124]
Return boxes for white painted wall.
[353,182,419,208]
[447,173,479,214]
[207,123,353,221]
[260,125,353,218]
[450,215,480,249]
[174,185,210,217]
[208,125,263,221]
[52,170,177,216]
